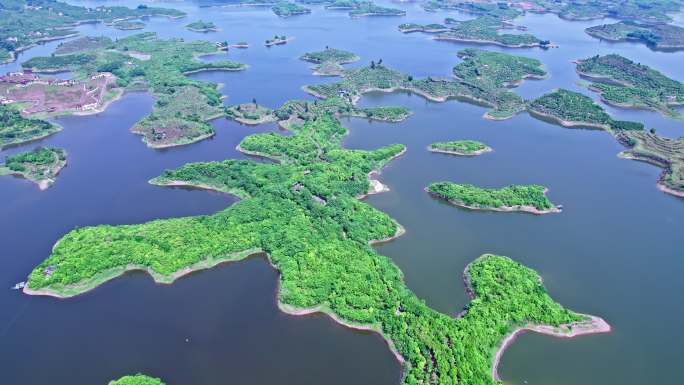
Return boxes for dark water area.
[1,1,683,385]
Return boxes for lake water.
[1,2,682,385]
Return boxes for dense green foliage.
[0,104,59,148]
[429,140,488,155]
[272,2,311,17]
[0,146,66,187]
[108,374,165,385]
[428,182,556,211]
[301,48,359,64]
[27,106,591,385]
[347,1,405,16]
[185,20,219,32]
[23,33,246,147]
[586,21,684,51]
[577,54,684,118]
[112,20,145,30]
[528,89,613,127]
[436,16,544,47]
[0,0,184,62]
[305,48,545,119]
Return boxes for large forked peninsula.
[0,146,67,190]
[304,48,546,120]
[22,33,247,148]
[0,0,185,63]
[427,182,561,214]
[575,54,684,118]
[528,89,684,197]
[24,104,608,385]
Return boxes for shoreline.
[426,189,562,215]
[428,145,492,156]
[491,315,611,381]
[527,109,610,130]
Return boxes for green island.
[24,102,609,384]
[429,140,492,156]
[398,23,448,34]
[300,47,360,76]
[304,48,546,120]
[108,374,164,385]
[346,1,405,17]
[423,0,683,24]
[226,96,410,126]
[434,16,549,48]
[111,20,146,31]
[272,2,312,17]
[528,88,684,197]
[585,21,684,51]
[22,33,247,148]
[427,182,560,214]
[0,104,60,149]
[265,35,292,46]
[0,146,66,190]
[0,0,185,63]
[185,20,220,32]
[575,54,684,118]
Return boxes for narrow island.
[304,48,546,120]
[585,21,684,51]
[427,182,561,214]
[23,103,608,385]
[428,140,492,156]
[300,47,360,76]
[0,0,185,64]
[0,104,60,149]
[347,1,405,17]
[231,41,250,49]
[111,21,146,31]
[575,54,684,119]
[22,33,247,148]
[528,88,684,197]
[398,23,448,33]
[0,147,67,190]
[109,374,165,385]
[272,2,312,17]
[226,96,410,126]
[185,20,220,33]
[434,16,550,48]
[265,35,293,47]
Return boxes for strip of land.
[0,147,66,190]
[428,140,492,156]
[586,21,684,51]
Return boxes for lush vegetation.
[0,104,60,148]
[398,23,448,33]
[300,47,359,75]
[0,0,184,62]
[427,182,557,212]
[304,48,545,119]
[185,20,219,32]
[528,89,614,128]
[0,146,66,188]
[576,54,684,118]
[23,33,246,148]
[112,20,145,30]
[109,374,165,385]
[226,96,410,125]
[27,104,595,384]
[347,1,405,16]
[586,21,684,51]
[429,140,490,155]
[272,2,311,17]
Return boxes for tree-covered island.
[265,35,293,46]
[300,47,360,76]
[434,16,549,48]
[0,0,185,63]
[0,104,60,149]
[185,20,220,32]
[0,146,66,190]
[24,103,609,384]
[111,20,146,30]
[429,140,492,156]
[108,374,165,385]
[528,88,684,197]
[304,48,546,120]
[21,33,247,148]
[575,54,684,118]
[427,182,561,214]
[586,21,684,51]
[272,2,312,17]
